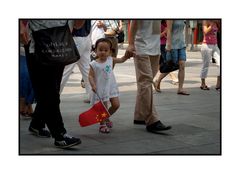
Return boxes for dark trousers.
[160,44,166,64]
[26,52,66,139]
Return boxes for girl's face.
[96,42,111,60]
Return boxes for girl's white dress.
[90,56,119,105]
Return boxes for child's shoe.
[106,120,113,128]
[99,125,110,133]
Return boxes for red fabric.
[79,101,110,127]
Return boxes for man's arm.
[128,20,138,45]
[127,20,140,55]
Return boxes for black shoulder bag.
[30,21,80,66]
[160,50,179,73]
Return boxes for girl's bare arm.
[88,65,97,93]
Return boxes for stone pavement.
[19,48,221,155]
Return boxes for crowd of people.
[20,19,221,149]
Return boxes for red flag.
[79,101,110,127]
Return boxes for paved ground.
[19,48,221,155]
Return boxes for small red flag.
[79,101,110,127]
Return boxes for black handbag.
[117,31,125,43]
[160,51,179,73]
[31,21,80,66]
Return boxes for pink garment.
[203,25,218,45]
[160,23,167,45]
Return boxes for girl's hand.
[124,50,133,59]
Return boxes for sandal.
[200,86,210,90]
[106,121,113,128]
[99,125,110,133]
[172,80,179,85]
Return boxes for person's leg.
[44,65,67,139]
[156,49,176,91]
[133,55,159,126]
[60,63,76,94]
[213,45,221,89]
[155,72,169,92]
[20,98,26,114]
[108,97,120,115]
[176,48,189,95]
[99,101,110,133]
[200,44,212,88]
[104,97,120,128]
[135,55,172,132]
[177,60,186,93]
[169,72,178,84]
[76,36,91,102]
[27,53,66,139]
[26,104,33,116]
[26,53,46,131]
[20,54,29,115]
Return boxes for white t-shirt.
[135,20,161,56]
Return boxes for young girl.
[88,38,132,133]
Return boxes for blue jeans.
[166,47,186,63]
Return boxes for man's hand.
[126,44,136,57]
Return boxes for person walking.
[91,20,106,49]
[26,20,84,148]
[200,20,220,91]
[88,38,132,133]
[103,20,121,57]
[127,20,171,133]
[154,20,178,92]
[154,20,189,95]
[20,20,34,118]
[60,20,92,103]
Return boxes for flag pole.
[94,92,111,117]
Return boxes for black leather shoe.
[146,121,171,133]
[134,120,145,125]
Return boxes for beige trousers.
[134,55,160,126]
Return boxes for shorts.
[166,47,186,63]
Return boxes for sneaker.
[29,126,51,138]
[54,134,81,149]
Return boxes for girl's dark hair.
[94,38,113,50]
